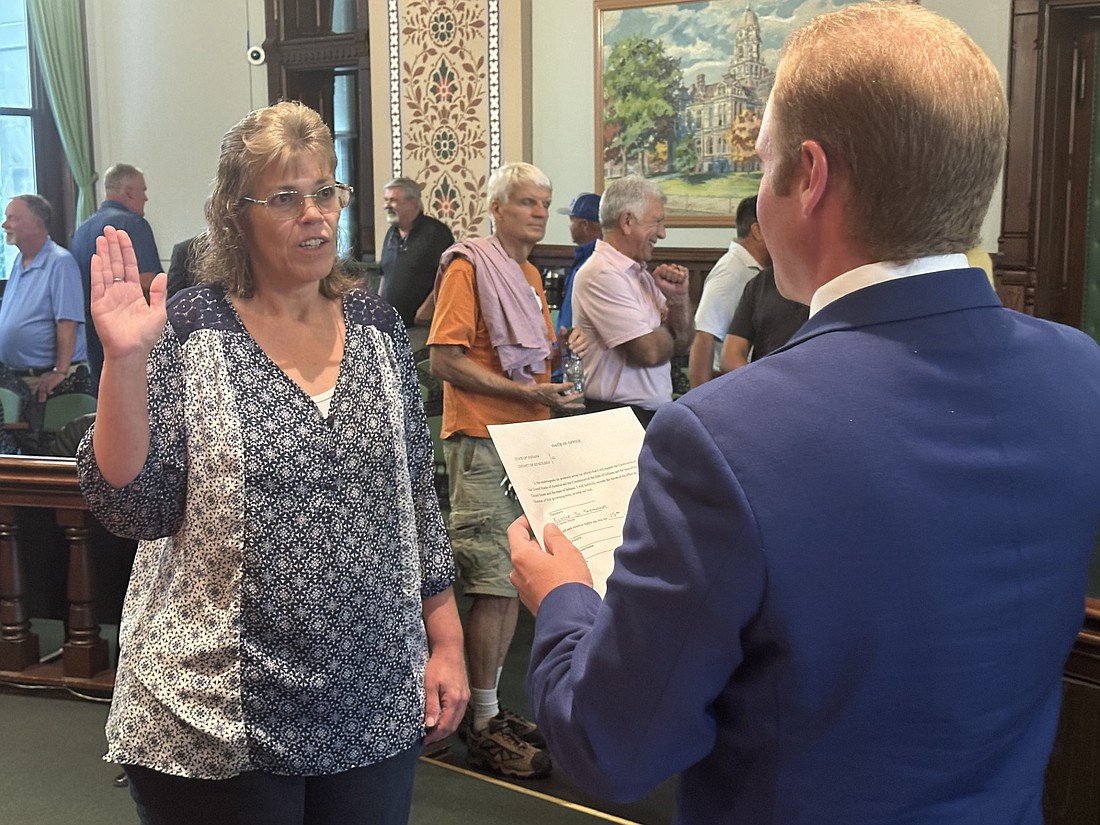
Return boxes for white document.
[488,407,645,596]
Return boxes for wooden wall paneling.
[1046,605,1100,824]
[1045,677,1100,824]
[1001,0,1100,321]
[1034,7,1089,324]
[998,4,1039,311]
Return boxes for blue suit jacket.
[528,269,1100,824]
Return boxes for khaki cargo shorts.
[444,435,522,597]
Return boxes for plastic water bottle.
[564,350,584,395]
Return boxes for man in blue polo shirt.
[0,194,88,405]
[70,163,161,380]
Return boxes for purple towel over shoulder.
[435,235,551,383]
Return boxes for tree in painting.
[602,35,682,177]
[727,107,763,172]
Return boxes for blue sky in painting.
[602,0,856,85]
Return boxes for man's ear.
[799,139,830,218]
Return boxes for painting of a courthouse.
[682,6,775,174]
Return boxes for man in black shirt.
[378,177,454,349]
[719,266,808,370]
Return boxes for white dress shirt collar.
[808,254,969,318]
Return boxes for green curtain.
[1081,36,1100,343]
[25,0,96,223]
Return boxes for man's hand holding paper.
[489,407,645,600]
[508,517,593,615]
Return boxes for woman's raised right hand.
[90,225,168,361]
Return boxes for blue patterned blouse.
[77,285,454,779]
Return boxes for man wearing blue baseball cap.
[556,192,601,333]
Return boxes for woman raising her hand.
[78,101,466,825]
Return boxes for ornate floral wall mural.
[387,0,501,239]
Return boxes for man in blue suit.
[508,4,1100,823]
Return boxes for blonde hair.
[486,162,552,210]
[196,100,355,298]
[768,2,1008,260]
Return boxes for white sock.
[471,687,499,730]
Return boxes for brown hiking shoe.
[457,707,547,749]
[465,718,552,779]
[497,707,547,749]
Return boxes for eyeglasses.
[240,183,353,220]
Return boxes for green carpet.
[0,691,130,825]
[1,613,674,824]
[0,690,668,825]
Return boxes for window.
[278,0,356,38]
[0,0,36,276]
[0,0,72,276]
[332,70,357,260]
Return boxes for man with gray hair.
[570,175,693,427]
[0,194,88,406]
[428,162,581,779]
[378,177,454,348]
[70,162,161,382]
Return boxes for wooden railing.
[0,456,115,694]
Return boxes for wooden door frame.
[261,0,375,258]
[999,0,1100,318]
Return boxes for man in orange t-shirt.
[428,162,581,779]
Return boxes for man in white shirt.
[687,195,770,387]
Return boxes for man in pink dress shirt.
[570,176,693,427]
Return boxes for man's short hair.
[735,195,759,240]
[103,163,144,194]
[598,175,665,232]
[383,177,422,206]
[486,162,552,209]
[14,194,51,228]
[768,2,1008,260]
